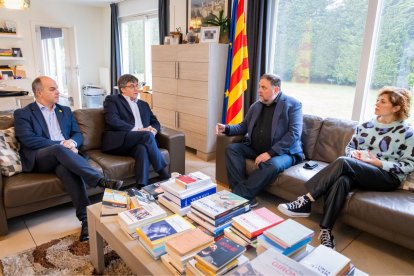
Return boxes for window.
[121,12,159,87]
[271,0,369,120]
[271,0,414,123]
[363,0,414,124]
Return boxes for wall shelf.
[0,33,22,39]
[0,56,24,61]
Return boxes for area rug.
[0,233,135,275]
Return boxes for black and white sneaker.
[277,195,311,217]
[318,228,336,249]
[249,197,259,208]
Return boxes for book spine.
[180,187,216,207]
[192,201,251,221]
[214,206,250,226]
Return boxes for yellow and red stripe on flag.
[222,0,249,125]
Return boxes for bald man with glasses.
[102,74,170,188]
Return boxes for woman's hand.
[353,150,382,168]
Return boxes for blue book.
[257,234,313,256]
[191,204,250,226]
[163,186,217,208]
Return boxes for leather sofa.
[216,114,414,251]
[0,108,185,235]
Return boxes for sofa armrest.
[157,126,185,175]
[215,134,244,185]
[0,175,8,235]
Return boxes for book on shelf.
[118,202,167,234]
[187,211,232,237]
[264,218,314,248]
[194,237,245,272]
[299,244,351,276]
[175,171,211,190]
[142,181,165,199]
[158,194,192,216]
[231,207,284,238]
[190,190,250,220]
[163,184,217,208]
[190,203,250,227]
[136,214,195,250]
[165,227,214,257]
[228,248,317,276]
[101,188,129,216]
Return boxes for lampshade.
[0,0,30,10]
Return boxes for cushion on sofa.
[73,108,105,151]
[0,127,22,176]
[301,114,324,159]
[312,118,357,163]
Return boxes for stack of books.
[229,248,317,275]
[159,171,216,216]
[136,214,195,259]
[118,202,167,240]
[190,237,246,276]
[100,188,129,217]
[224,207,284,248]
[161,228,214,275]
[257,218,314,256]
[187,190,250,237]
[299,244,351,275]
[125,187,156,209]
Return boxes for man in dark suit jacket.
[217,74,303,206]
[102,74,169,187]
[14,76,122,242]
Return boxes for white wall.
[118,0,157,17]
[170,0,187,32]
[0,0,107,93]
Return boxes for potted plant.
[204,10,230,43]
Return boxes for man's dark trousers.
[104,131,166,186]
[34,144,103,221]
[226,143,294,200]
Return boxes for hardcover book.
[264,218,314,248]
[161,180,217,198]
[118,202,167,234]
[187,211,232,237]
[299,244,351,276]
[231,207,284,238]
[190,190,249,220]
[194,237,245,272]
[190,203,250,227]
[175,171,211,190]
[136,214,195,250]
[163,184,217,208]
[165,228,214,256]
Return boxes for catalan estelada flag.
[222,0,249,125]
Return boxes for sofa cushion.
[74,108,105,151]
[312,118,357,163]
[0,127,22,176]
[86,149,170,180]
[302,114,324,159]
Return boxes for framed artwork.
[0,19,17,35]
[188,0,228,33]
[199,26,220,43]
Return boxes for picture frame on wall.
[188,0,228,33]
[0,19,17,35]
[199,26,220,43]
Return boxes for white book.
[118,202,167,233]
[161,180,216,198]
[174,171,212,190]
[299,244,351,276]
[158,194,191,216]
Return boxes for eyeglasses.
[123,84,139,89]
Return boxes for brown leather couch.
[216,114,414,251]
[0,108,185,236]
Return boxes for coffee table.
[87,202,171,275]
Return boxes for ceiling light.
[0,0,30,10]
